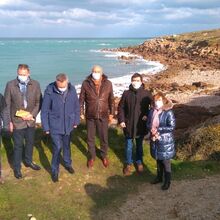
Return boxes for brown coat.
[79,74,114,119]
[4,78,42,129]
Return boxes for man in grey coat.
[4,64,42,179]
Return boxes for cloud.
[0,0,23,6]
[0,0,219,37]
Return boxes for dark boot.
[151,161,163,184]
[161,172,171,190]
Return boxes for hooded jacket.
[147,99,175,160]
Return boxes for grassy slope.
[0,124,220,220]
[162,28,220,46]
[173,29,220,45]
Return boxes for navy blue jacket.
[41,82,80,135]
[147,100,175,160]
[0,94,10,132]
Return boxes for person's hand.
[142,115,147,121]
[151,128,157,135]
[80,115,85,120]
[9,122,13,133]
[120,122,126,128]
[22,113,34,121]
[108,115,114,124]
[73,125,77,128]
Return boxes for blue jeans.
[50,134,72,175]
[13,127,35,172]
[125,136,144,165]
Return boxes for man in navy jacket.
[41,73,80,182]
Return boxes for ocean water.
[0,38,164,95]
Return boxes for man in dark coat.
[0,94,10,183]
[41,73,80,182]
[4,64,42,179]
[79,65,114,168]
[118,73,152,175]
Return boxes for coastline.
[102,29,220,140]
[75,50,165,97]
[38,29,220,130]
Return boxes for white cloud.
[0,0,219,37]
[164,8,192,20]
[0,7,144,27]
[0,0,23,6]
[62,8,95,19]
[90,0,157,6]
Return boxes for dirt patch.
[103,175,220,220]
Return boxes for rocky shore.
[107,29,220,160]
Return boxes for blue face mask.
[18,75,28,82]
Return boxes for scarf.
[151,108,162,131]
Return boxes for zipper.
[63,96,66,134]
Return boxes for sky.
[0,0,219,38]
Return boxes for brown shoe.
[102,158,109,168]
[123,165,132,176]
[87,159,94,168]
[0,177,4,184]
[137,163,144,173]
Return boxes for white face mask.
[18,75,28,82]
[58,87,67,92]
[155,100,163,109]
[132,82,142,90]
[92,72,101,80]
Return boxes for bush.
[176,124,220,161]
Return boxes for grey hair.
[56,73,69,82]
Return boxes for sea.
[0,38,165,97]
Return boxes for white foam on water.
[89,49,102,53]
[98,43,111,46]
[36,48,165,123]
[57,40,72,43]
[74,60,165,98]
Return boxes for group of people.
[0,64,175,190]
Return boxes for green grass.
[0,124,220,220]
[165,28,220,46]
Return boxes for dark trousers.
[157,159,171,173]
[13,127,35,172]
[0,133,2,177]
[86,118,108,159]
[50,134,72,175]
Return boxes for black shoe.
[151,177,163,184]
[151,161,163,184]
[65,166,75,174]
[51,173,59,182]
[14,170,22,179]
[161,172,171,190]
[25,162,41,171]
[162,181,171,190]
